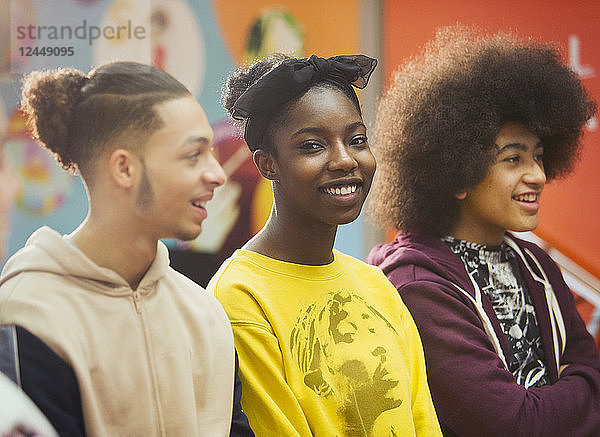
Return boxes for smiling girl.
[367,27,600,437]
[209,54,441,437]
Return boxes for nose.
[203,153,227,187]
[523,158,546,188]
[327,142,358,173]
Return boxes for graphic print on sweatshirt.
[289,290,404,436]
[443,236,549,388]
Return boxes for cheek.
[281,162,317,187]
[360,151,376,179]
[489,172,516,197]
[496,181,517,205]
[159,167,196,191]
[472,176,509,209]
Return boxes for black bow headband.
[232,54,377,151]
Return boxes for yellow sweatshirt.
[209,249,441,437]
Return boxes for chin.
[336,218,357,226]
[512,221,539,233]
[173,228,203,242]
[334,209,363,226]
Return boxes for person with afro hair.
[367,26,600,437]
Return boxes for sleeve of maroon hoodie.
[392,256,600,437]
[528,242,600,434]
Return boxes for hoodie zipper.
[131,289,166,435]
[132,291,142,314]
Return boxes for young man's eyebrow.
[181,136,211,147]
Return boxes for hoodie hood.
[0,226,169,295]
[367,231,475,295]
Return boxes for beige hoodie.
[0,227,234,436]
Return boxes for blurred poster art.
[4,110,75,217]
[1,0,36,78]
[245,8,304,63]
[93,0,203,96]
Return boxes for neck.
[245,208,337,265]
[69,212,158,290]
[449,215,506,246]
[448,229,505,246]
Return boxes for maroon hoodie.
[367,231,600,437]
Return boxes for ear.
[455,190,467,200]
[252,149,279,181]
[108,148,138,189]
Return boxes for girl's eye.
[299,141,323,151]
[504,155,520,164]
[350,135,368,146]
[534,152,544,162]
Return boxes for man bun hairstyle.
[367,26,596,236]
[21,68,88,172]
[21,61,191,178]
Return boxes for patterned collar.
[442,236,514,265]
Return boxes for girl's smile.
[264,85,376,228]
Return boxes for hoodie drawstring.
[450,280,510,370]
[450,236,565,377]
[504,236,566,376]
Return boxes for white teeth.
[515,193,538,202]
[323,184,358,196]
